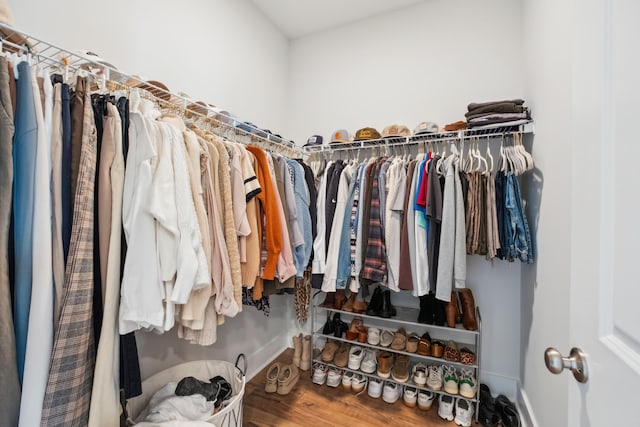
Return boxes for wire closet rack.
[0,23,306,158]
[305,122,535,155]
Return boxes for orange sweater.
[246,146,282,280]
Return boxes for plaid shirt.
[362,161,387,282]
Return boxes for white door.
[562,0,640,424]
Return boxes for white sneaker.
[443,365,459,395]
[412,362,428,386]
[360,349,377,374]
[418,390,435,410]
[368,378,383,398]
[342,371,354,391]
[403,386,417,408]
[427,365,443,391]
[367,327,381,346]
[326,368,343,388]
[312,363,328,385]
[454,398,475,427]
[459,369,477,399]
[348,346,365,370]
[382,381,401,404]
[438,394,455,421]
[352,373,368,393]
[379,329,394,347]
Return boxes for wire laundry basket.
[126,354,247,427]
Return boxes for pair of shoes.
[479,383,499,426]
[418,293,446,325]
[326,368,343,387]
[265,363,299,395]
[377,351,410,382]
[439,395,475,426]
[412,363,428,387]
[418,390,436,410]
[378,329,394,347]
[319,289,347,310]
[292,333,312,371]
[365,286,397,318]
[382,381,401,403]
[343,372,367,393]
[342,290,368,313]
[312,363,328,385]
[496,394,521,427]
[442,365,478,398]
[417,332,432,356]
[322,313,349,338]
[321,341,339,363]
[334,342,351,367]
[346,317,363,340]
[348,346,365,370]
[360,349,377,374]
[445,291,463,327]
[368,378,383,398]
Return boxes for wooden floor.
[243,349,460,427]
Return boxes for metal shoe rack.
[311,293,483,422]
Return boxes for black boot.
[366,286,383,317]
[380,289,393,318]
[332,313,348,338]
[433,298,447,326]
[418,294,435,324]
[322,312,334,335]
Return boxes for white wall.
[520,0,572,424]
[8,0,290,135]
[287,0,524,144]
[8,0,295,380]
[288,0,525,396]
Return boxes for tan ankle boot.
[300,335,311,371]
[292,333,302,367]
[342,292,357,312]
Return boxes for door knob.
[544,347,588,383]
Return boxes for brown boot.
[445,292,459,328]
[377,351,393,378]
[342,291,357,312]
[334,289,346,310]
[320,292,335,308]
[458,289,478,331]
[300,335,311,371]
[292,333,302,367]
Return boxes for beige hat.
[381,124,411,138]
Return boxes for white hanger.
[485,138,494,175]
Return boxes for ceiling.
[250,0,425,39]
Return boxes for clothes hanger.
[485,137,494,175]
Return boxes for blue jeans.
[505,174,533,263]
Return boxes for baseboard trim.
[516,384,539,427]
[245,333,289,381]
[479,370,519,400]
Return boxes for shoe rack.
[310,292,482,423]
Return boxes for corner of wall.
[517,381,540,427]
[245,331,290,381]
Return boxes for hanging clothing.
[88,103,125,427]
[41,87,98,427]
[0,55,20,427]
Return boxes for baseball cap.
[304,135,324,147]
[331,129,350,143]
[414,122,440,135]
[354,127,382,141]
[381,124,411,138]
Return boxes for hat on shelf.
[185,100,210,116]
[236,121,259,133]
[304,135,324,147]
[413,122,440,135]
[330,129,350,143]
[381,124,411,138]
[354,127,382,141]
[129,78,172,102]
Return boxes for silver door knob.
[544,347,588,383]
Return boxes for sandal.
[444,340,460,362]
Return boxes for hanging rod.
[0,23,306,158]
[305,121,535,154]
